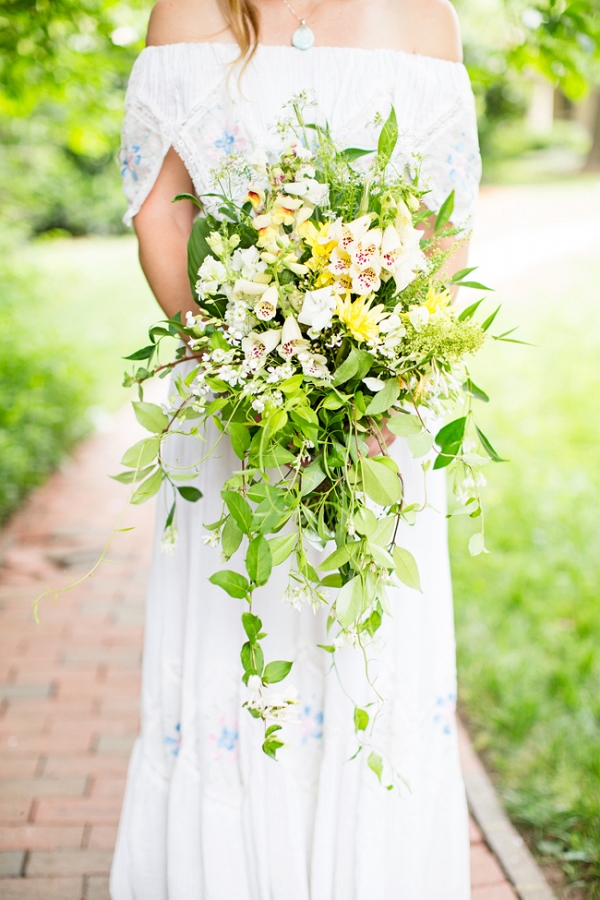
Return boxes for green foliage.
[0,239,91,523]
[451,242,600,893]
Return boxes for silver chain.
[282,0,324,25]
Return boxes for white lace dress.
[111,42,482,900]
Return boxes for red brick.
[0,799,32,825]
[42,755,128,778]
[0,876,84,899]
[469,816,484,844]
[26,849,113,876]
[0,777,87,798]
[470,844,506,887]
[471,885,518,900]
[0,731,94,755]
[87,825,118,851]
[89,779,126,800]
[0,758,39,778]
[0,825,84,851]
[35,798,121,825]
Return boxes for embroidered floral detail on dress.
[164,722,181,756]
[444,132,480,199]
[208,714,239,761]
[197,106,247,162]
[300,703,324,745]
[433,693,457,736]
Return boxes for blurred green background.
[1,1,599,896]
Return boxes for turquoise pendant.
[292,23,314,50]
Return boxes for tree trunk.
[584,91,600,171]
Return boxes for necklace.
[282,0,324,50]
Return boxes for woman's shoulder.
[146,0,228,47]
[389,0,463,63]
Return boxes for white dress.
[111,42,482,900]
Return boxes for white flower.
[203,531,221,547]
[196,256,227,295]
[284,178,329,206]
[160,524,178,556]
[362,377,386,392]
[206,232,225,257]
[297,286,337,332]
[251,397,266,413]
[247,674,263,692]
[242,329,282,370]
[253,285,279,321]
[231,245,267,280]
[298,350,330,380]
[248,148,269,176]
[279,315,310,360]
[381,223,427,292]
[266,363,295,383]
[233,278,270,297]
[408,306,430,330]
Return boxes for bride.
[111,0,481,897]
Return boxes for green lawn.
[450,250,600,894]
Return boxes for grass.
[0,235,157,523]
[450,248,600,894]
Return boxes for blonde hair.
[220,0,261,62]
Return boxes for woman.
[111,0,481,897]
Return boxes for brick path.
[4,181,587,897]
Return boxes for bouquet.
[118,96,504,775]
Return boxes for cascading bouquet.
[118,96,505,772]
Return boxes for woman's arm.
[133,147,199,321]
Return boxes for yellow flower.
[336,294,388,343]
[298,220,338,260]
[424,286,451,316]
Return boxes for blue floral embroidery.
[208,714,239,761]
[433,693,457,735]
[120,132,149,182]
[164,722,181,756]
[445,133,480,195]
[199,108,247,162]
[300,704,324,745]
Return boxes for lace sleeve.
[119,101,171,227]
[417,81,482,226]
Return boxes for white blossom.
[298,286,337,332]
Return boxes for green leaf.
[368,543,396,569]
[300,458,327,496]
[241,641,264,675]
[332,347,373,386]
[246,535,273,586]
[222,516,243,559]
[336,576,363,628]
[121,436,160,469]
[242,612,263,640]
[279,374,304,394]
[353,507,378,537]
[386,414,422,437]
[317,644,336,653]
[361,458,402,507]
[482,305,501,331]
[341,147,375,162]
[407,431,433,458]
[435,190,455,232]
[318,544,352,571]
[458,299,485,321]
[364,378,400,416]
[222,490,254,535]
[475,425,507,462]
[450,266,477,283]
[173,192,204,209]
[209,570,250,599]
[354,708,369,731]
[377,106,398,165]
[454,280,493,292]
[268,532,296,566]
[187,216,216,293]
[131,468,163,505]
[264,408,288,434]
[229,423,251,460]
[124,345,155,361]
[393,546,422,592]
[368,750,383,782]
[436,417,467,448]
[370,516,395,547]
[263,660,293,684]
[462,379,489,403]
[265,724,282,738]
[132,401,169,434]
[111,464,155,484]
[177,486,202,502]
[263,738,284,759]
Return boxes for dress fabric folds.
[111,41,482,900]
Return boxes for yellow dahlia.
[336,294,388,343]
